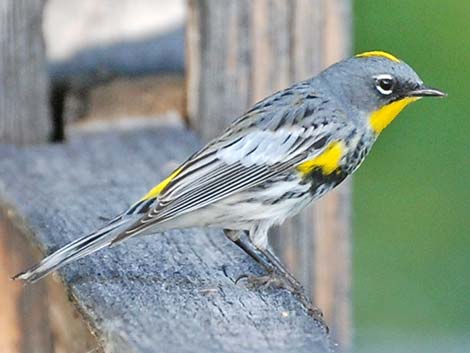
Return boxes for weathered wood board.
[0,123,333,353]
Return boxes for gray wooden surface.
[0,124,333,353]
[0,0,51,145]
[186,1,352,348]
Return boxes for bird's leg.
[261,248,327,328]
[223,230,298,291]
[223,229,275,274]
[223,230,327,327]
[257,246,326,327]
[224,229,285,287]
[258,247,303,291]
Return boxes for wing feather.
[116,84,349,240]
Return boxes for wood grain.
[186,1,352,349]
[0,0,51,145]
[0,123,332,353]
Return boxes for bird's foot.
[236,270,297,292]
[236,271,329,331]
[305,302,329,332]
[234,266,329,330]
[287,286,328,330]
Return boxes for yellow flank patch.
[297,142,343,176]
[355,51,400,63]
[140,167,182,201]
[370,97,420,134]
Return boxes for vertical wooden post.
[186,0,352,350]
[0,1,52,351]
[0,0,51,145]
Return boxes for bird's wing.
[115,85,348,240]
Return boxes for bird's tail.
[12,216,136,283]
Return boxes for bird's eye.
[375,74,395,95]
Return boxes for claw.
[235,273,250,285]
[307,306,329,333]
[236,272,296,291]
[235,270,329,330]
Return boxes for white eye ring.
[375,74,395,95]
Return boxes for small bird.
[13,51,445,289]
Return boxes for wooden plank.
[0,0,51,145]
[0,123,332,353]
[186,0,352,349]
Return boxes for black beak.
[408,86,447,98]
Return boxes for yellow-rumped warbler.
[14,51,445,287]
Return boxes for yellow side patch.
[140,167,182,201]
[355,51,400,63]
[297,142,343,176]
[370,97,420,134]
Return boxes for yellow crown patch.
[355,51,400,63]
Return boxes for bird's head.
[319,51,446,134]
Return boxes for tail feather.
[12,216,134,283]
